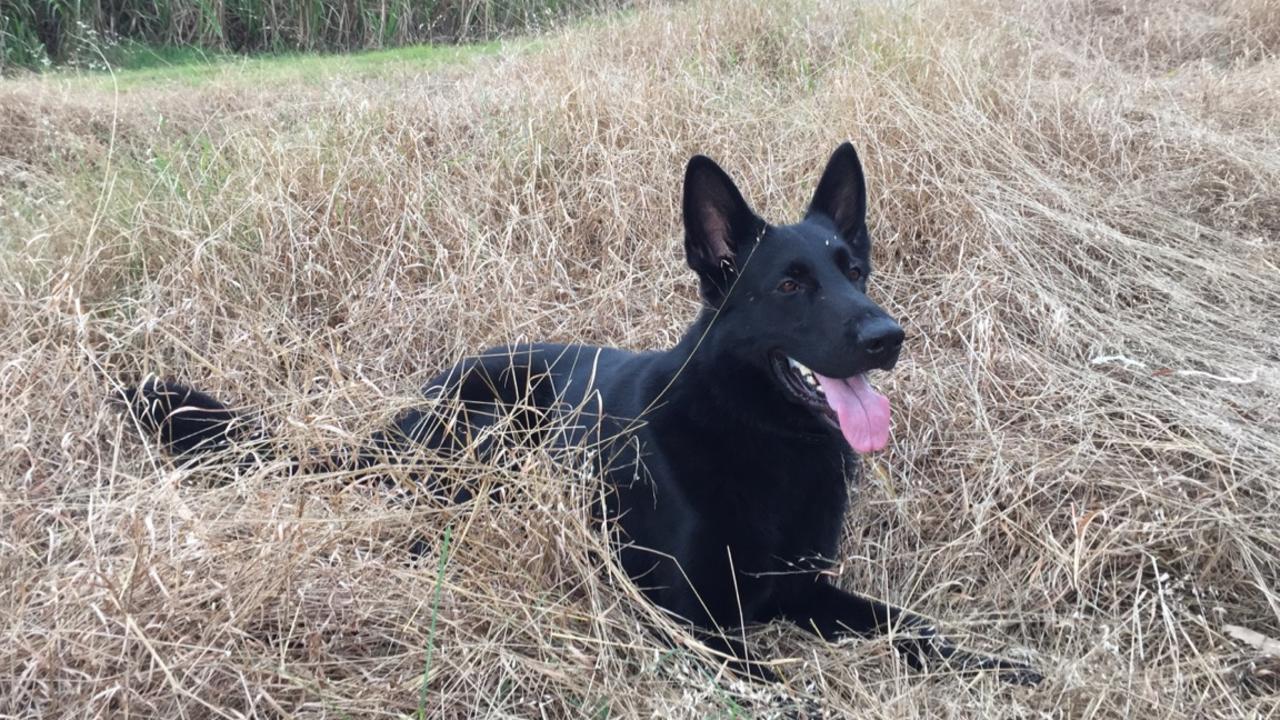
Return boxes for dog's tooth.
[789,357,828,394]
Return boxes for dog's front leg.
[783,582,1042,685]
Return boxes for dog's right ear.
[682,155,764,306]
[807,141,868,248]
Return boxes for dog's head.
[682,142,903,453]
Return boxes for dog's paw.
[725,656,782,684]
[893,629,1044,686]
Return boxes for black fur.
[119,381,252,455]
[120,143,1041,685]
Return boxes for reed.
[0,0,625,71]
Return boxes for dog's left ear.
[683,154,765,305]
[807,142,868,245]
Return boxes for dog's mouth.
[770,353,891,454]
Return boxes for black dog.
[121,143,1041,685]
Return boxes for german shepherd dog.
[121,143,1041,685]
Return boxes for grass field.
[2,0,1279,717]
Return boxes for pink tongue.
[813,373,891,453]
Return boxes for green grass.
[49,40,508,89]
[99,40,237,71]
[417,526,453,720]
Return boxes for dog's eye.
[778,279,800,294]
[847,266,863,282]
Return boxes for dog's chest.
[601,418,860,625]
[730,449,852,564]
[654,433,857,570]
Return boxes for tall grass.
[0,0,627,72]
[1,0,1279,716]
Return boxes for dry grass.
[3,0,1280,716]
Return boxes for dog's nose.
[858,318,905,357]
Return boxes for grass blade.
[417,526,453,720]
